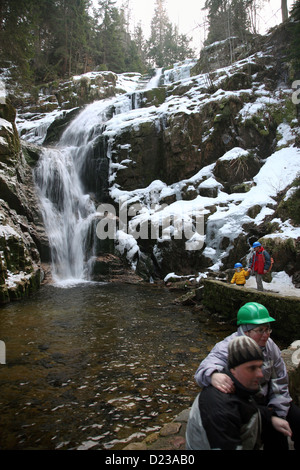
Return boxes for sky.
[115,0,296,54]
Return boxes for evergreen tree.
[0,0,93,83]
[204,0,292,45]
[204,0,253,45]
[148,0,170,67]
[0,0,38,82]
[1,0,195,85]
[174,27,195,62]
[147,0,194,68]
[133,22,148,69]
[29,0,59,82]
[118,5,145,73]
[290,0,300,78]
[52,0,92,77]
[94,0,126,72]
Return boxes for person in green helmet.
[194,302,300,450]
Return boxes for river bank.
[123,407,295,451]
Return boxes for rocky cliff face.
[109,27,297,190]
[0,101,48,302]
[105,24,300,282]
[1,21,299,301]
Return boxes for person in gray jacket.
[194,302,300,450]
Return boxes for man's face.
[230,360,263,390]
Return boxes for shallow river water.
[0,281,233,450]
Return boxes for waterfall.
[33,62,197,284]
[34,97,130,284]
[161,59,197,85]
[35,147,96,282]
[145,68,163,89]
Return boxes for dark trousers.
[262,403,300,450]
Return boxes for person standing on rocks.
[248,241,271,291]
[194,302,300,450]
[186,336,292,450]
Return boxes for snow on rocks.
[13,53,300,297]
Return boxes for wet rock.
[43,108,81,145]
[46,372,70,387]
[0,102,20,163]
[292,271,300,289]
[38,344,50,351]
[123,442,148,450]
[144,432,160,444]
[21,140,43,166]
[159,422,182,437]
[174,290,197,306]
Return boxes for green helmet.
[237,302,275,325]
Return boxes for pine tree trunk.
[281,0,289,22]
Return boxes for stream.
[0,281,233,450]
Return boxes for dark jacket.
[186,370,273,450]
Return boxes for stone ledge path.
[123,409,189,451]
[123,407,295,450]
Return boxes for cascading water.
[35,146,96,281]
[34,97,132,284]
[34,63,195,284]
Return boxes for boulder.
[259,236,300,277]
[213,151,262,193]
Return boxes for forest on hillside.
[0,0,299,87]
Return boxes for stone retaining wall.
[202,279,300,345]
